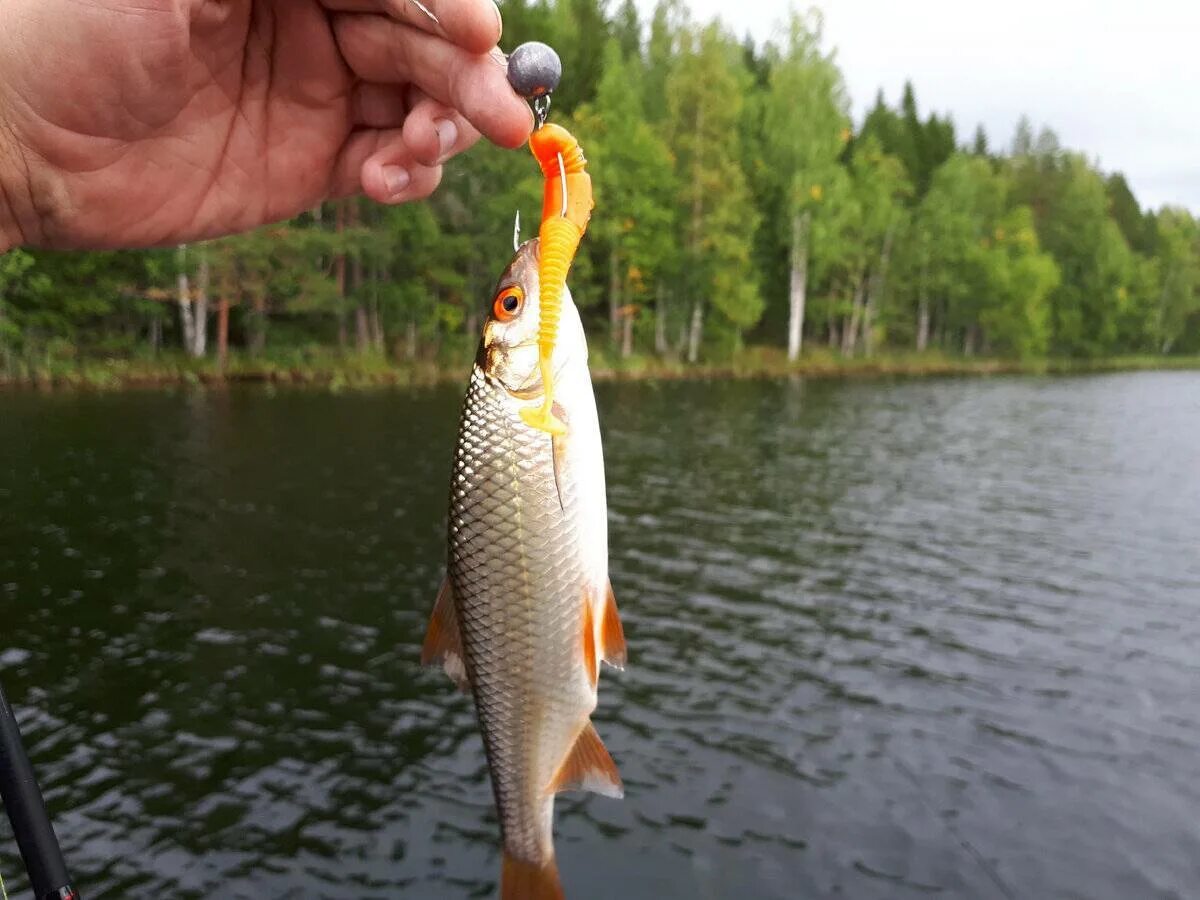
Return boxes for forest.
[1,0,1198,385]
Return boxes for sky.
[635,0,1200,212]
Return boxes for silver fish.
[422,239,627,900]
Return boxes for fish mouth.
[478,337,542,398]
[485,339,578,401]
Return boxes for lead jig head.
[507,42,562,128]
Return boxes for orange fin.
[420,578,469,692]
[600,579,627,670]
[502,852,564,900]
[581,592,597,689]
[547,721,624,799]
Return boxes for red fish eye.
[493,287,524,322]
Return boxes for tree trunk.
[916,236,930,352]
[335,199,348,349]
[250,291,267,356]
[864,224,895,358]
[216,297,230,373]
[406,319,417,361]
[355,305,370,353]
[654,283,668,355]
[149,315,162,354]
[176,244,195,353]
[369,261,384,354]
[964,325,978,356]
[787,210,811,362]
[621,310,634,358]
[347,202,370,353]
[608,247,621,346]
[685,101,705,366]
[192,247,210,358]
[842,277,866,356]
[828,320,840,348]
[686,300,704,364]
[0,303,10,375]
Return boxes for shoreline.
[1,350,1198,392]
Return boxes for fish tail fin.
[502,852,564,900]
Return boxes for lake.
[1,371,1198,899]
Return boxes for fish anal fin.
[502,852,564,900]
[601,579,627,670]
[546,720,624,799]
[581,591,597,689]
[420,578,469,692]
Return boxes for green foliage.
[666,22,762,341]
[0,0,1196,376]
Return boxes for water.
[1,372,1198,899]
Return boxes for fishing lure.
[508,43,594,437]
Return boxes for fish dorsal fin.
[601,579,627,670]
[546,721,624,799]
[420,578,469,692]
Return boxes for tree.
[1151,208,1200,353]
[1032,155,1135,356]
[753,8,848,360]
[575,40,677,356]
[665,22,762,361]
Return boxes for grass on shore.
[1,345,1198,392]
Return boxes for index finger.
[319,0,502,56]
[334,14,533,148]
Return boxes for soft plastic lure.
[520,123,594,436]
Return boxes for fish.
[422,238,627,900]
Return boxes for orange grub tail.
[502,852,564,900]
[520,123,593,437]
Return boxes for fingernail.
[492,0,503,36]
[382,165,410,197]
[434,119,458,160]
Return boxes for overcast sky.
[637,0,1200,212]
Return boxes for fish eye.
[492,286,524,322]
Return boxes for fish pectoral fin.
[420,578,470,692]
[546,721,624,799]
[600,579,628,670]
[550,402,569,513]
[581,592,598,689]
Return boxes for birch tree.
[755,9,849,360]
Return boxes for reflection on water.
[1,372,1198,898]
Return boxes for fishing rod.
[0,679,79,900]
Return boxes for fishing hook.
[408,0,441,26]
[512,210,521,252]
[533,95,552,130]
[557,153,568,218]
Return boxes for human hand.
[0,0,534,252]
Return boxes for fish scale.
[449,364,592,863]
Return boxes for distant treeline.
[1,0,1197,377]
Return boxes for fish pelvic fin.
[420,578,469,692]
[547,720,624,799]
[601,579,627,670]
[502,852,564,900]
